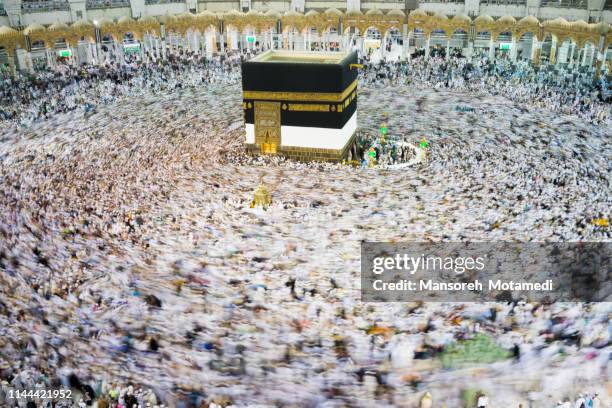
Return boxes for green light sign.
[499,43,511,50]
[123,43,141,54]
[58,49,72,57]
[246,35,256,43]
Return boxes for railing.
[145,0,185,4]
[86,0,130,8]
[420,0,465,3]
[481,0,527,5]
[21,0,70,12]
[540,0,587,7]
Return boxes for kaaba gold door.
[254,101,281,155]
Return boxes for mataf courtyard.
[0,52,610,407]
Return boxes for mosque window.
[86,0,130,9]
[21,0,70,12]
[144,0,186,4]
[540,0,586,7]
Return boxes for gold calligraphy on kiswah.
[288,104,331,112]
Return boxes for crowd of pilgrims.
[0,47,610,408]
[0,47,610,128]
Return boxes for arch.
[0,26,26,54]
[492,15,516,42]
[383,25,402,38]
[49,22,69,31]
[515,15,540,41]
[263,9,281,31]
[166,13,196,36]
[325,7,343,18]
[24,23,46,45]
[223,10,245,32]
[474,14,495,35]
[387,9,406,18]
[365,9,383,17]
[138,16,161,37]
[450,14,471,34]
[281,10,307,33]
[0,26,17,36]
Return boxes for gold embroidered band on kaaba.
[243,80,358,103]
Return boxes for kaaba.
[242,50,358,162]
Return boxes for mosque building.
[0,0,611,75]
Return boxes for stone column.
[149,37,155,60]
[360,36,365,57]
[531,36,540,65]
[80,41,93,64]
[549,37,558,65]
[568,42,575,67]
[16,49,32,73]
[7,53,17,77]
[510,36,517,61]
[184,32,191,52]
[598,44,608,76]
[588,43,596,66]
[488,36,495,60]
[425,35,431,59]
[446,39,450,60]
[581,43,588,66]
[467,24,475,60]
[71,45,79,66]
[46,48,54,68]
[95,26,103,64]
[407,31,412,61]
[402,23,408,60]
